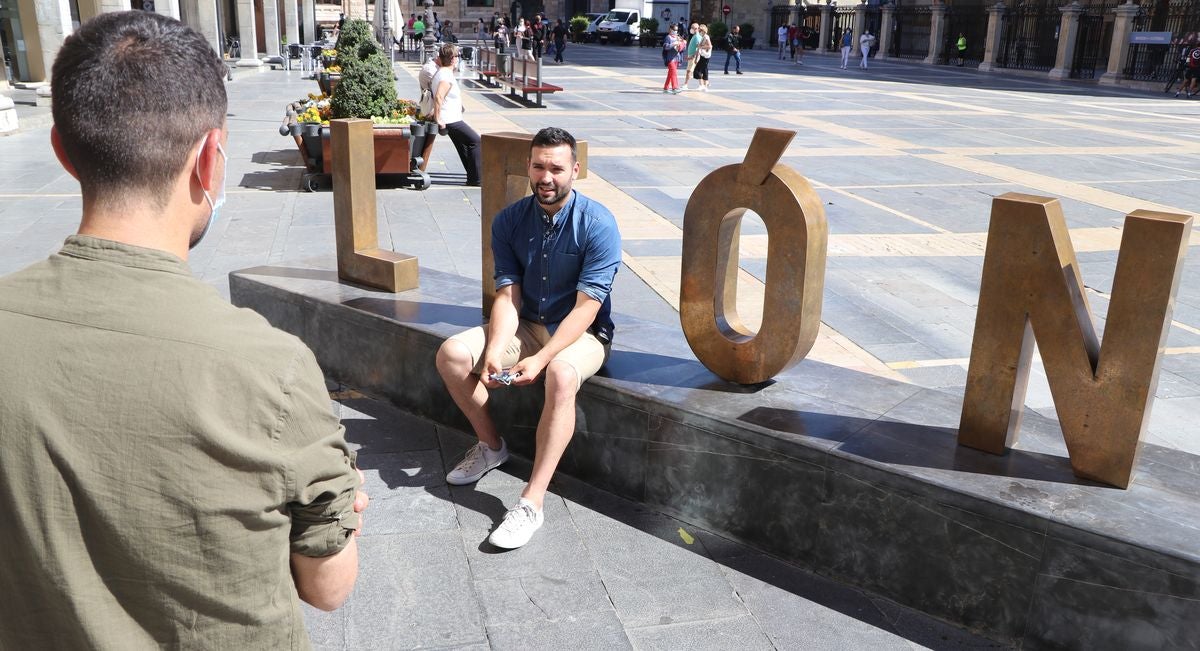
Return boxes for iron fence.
[1124,0,1200,82]
[1070,0,1117,79]
[998,0,1061,71]
[891,5,932,59]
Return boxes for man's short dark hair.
[51,11,227,208]
[530,127,576,162]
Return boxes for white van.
[596,9,639,45]
[583,13,605,43]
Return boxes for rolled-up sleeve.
[491,205,524,291]
[278,346,359,558]
[577,209,622,303]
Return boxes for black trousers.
[533,38,544,59]
[553,39,565,62]
[445,120,482,185]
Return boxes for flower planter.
[316,124,438,176]
[317,72,343,96]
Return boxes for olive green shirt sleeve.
[278,345,360,558]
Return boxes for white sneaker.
[488,498,544,549]
[446,439,509,485]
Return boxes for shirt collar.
[58,235,193,276]
[537,189,576,228]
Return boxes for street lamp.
[423,0,435,61]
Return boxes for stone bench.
[230,263,1200,649]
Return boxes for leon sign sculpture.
[957,193,1192,489]
[330,119,419,292]
[327,123,1192,489]
[680,128,828,385]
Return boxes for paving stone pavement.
[311,390,1005,650]
[4,42,1200,648]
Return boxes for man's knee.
[543,360,579,398]
[437,338,474,375]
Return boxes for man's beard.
[531,179,570,206]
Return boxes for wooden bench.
[493,56,562,108]
[474,47,502,87]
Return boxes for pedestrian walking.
[532,13,546,59]
[552,18,567,63]
[1177,42,1200,97]
[516,18,535,61]
[432,44,482,186]
[662,25,684,93]
[777,23,788,59]
[795,25,811,64]
[694,24,713,91]
[840,28,852,69]
[956,32,967,66]
[724,24,743,74]
[494,17,509,53]
[859,30,875,69]
[684,22,701,90]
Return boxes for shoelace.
[502,504,537,530]
[460,443,485,468]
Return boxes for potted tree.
[296,19,435,186]
[709,21,729,51]
[570,15,590,43]
[638,17,659,47]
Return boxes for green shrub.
[709,21,728,46]
[570,15,590,39]
[330,51,397,119]
[638,17,658,38]
[335,19,375,67]
[738,22,755,39]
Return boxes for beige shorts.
[448,320,610,391]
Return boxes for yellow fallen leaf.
[678,527,694,545]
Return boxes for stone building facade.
[3,0,1197,89]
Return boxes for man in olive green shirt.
[0,12,366,649]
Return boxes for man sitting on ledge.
[437,127,622,549]
[0,11,366,648]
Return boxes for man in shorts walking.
[436,127,621,549]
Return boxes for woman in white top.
[432,44,481,186]
[515,18,533,60]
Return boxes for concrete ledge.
[0,95,16,133]
[230,263,1200,649]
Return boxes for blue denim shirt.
[492,190,621,342]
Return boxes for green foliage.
[638,17,658,37]
[738,22,754,39]
[334,19,375,67]
[709,21,728,45]
[330,51,397,119]
[570,15,590,38]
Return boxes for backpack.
[1188,47,1200,69]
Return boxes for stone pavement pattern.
[311,389,1001,649]
[3,43,1200,648]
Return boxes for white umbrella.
[372,0,404,48]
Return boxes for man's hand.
[353,468,369,537]
[480,352,506,388]
[509,354,547,386]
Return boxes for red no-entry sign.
[722,4,731,15]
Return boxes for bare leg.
[436,339,503,450]
[520,360,579,509]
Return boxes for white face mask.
[191,134,228,250]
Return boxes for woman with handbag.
[432,44,482,186]
[693,24,712,92]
